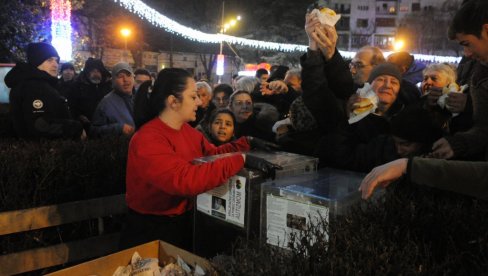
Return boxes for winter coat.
[445,61,488,160]
[5,62,82,139]
[316,132,399,173]
[58,79,75,99]
[90,90,134,137]
[300,49,353,134]
[403,60,426,85]
[408,157,488,200]
[67,70,111,123]
[397,80,421,106]
[234,103,278,142]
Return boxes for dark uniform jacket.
[5,62,82,139]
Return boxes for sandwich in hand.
[353,98,374,115]
[308,3,341,26]
[437,83,468,110]
[348,83,378,124]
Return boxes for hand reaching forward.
[359,158,408,199]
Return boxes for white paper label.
[196,175,246,227]
[265,195,329,249]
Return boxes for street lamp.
[120,28,131,51]
[217,1,241,83]
[393,39,405,51]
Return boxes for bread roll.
[353,98,373,115]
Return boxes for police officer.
[5,42,84,139]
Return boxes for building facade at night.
[327,0,459,54]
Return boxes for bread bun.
[443,83,460,94]
[353,98,373,115]
[320,7,337,17]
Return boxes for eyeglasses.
[349,62,371,69]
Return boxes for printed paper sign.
[197,175,246,227]
[265,195,329,248]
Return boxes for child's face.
[210,113,235,143]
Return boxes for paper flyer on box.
[196,175,246,227]
[265,195,329,248]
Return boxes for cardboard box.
[47,240,216,276]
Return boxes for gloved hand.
[244,154,283,180]
[247,136,280,152]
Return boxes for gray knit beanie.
[367,62,402,83]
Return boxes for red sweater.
[126,118,250,216]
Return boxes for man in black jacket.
[5,42,84,139]
[67,58,111,131]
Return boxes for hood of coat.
[4,62,58,89]
[78,58,111,84]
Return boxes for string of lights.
[113,0,460,63]
[51,0,73,61]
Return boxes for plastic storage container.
[193,151,318,257]
[260,167,365,249]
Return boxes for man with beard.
[67,57,111,131]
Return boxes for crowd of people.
[3,0,488,251]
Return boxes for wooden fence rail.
[0,194,127,275]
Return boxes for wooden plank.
[0,233,121,275]
[0,194,127,235]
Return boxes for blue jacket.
[403,60,426,85]
[90,90,134,137]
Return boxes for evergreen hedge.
[0,137,129,211]
[0,137,129,259]
[1,136,487,274]
[213,183,488,275]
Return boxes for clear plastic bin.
[260,167,365,249]
[193,150,318,257]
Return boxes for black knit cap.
[60,62,75,72]
[390,105,443,144]
[367,62,402,83]
[26,42,60,67]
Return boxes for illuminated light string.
[113,0,461,63]
[51,0,73,61]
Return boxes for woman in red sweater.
[120,68,280,250]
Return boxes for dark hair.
[206,108,237,144]
[207,108,237,129]
[448,0,488,39]
[134,68,151,78]
[213,83,233,98]
[134,68,191,129]
[255,68,269,78]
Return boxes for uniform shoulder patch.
[33,99,44,109]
